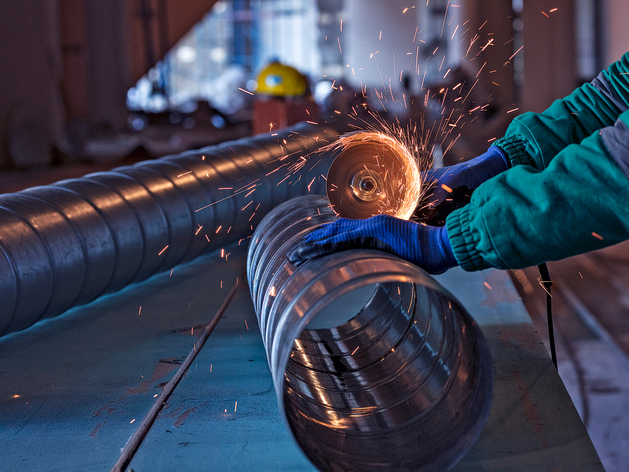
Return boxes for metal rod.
[111,275,244,472]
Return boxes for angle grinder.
[326,131,421,220]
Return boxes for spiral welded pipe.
[0,123,340,337]
[247,195,493,472]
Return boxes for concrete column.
[344,0,420,113]
[84,0,130,131]
[521,0,576,112]
[0,0,65,168]
[461,0,515,112]
[605,0,629,65]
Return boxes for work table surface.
[0,243,603,471]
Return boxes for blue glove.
[418,146,509,225]
[287,214,457,274]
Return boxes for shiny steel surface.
[248,195,493,472]
[0,123,340,337]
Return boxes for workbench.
[0,242,604,471]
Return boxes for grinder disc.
[326,132,420,219]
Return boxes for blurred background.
[1,1,629,470]
[2,0,628,182]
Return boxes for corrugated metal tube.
[0,123,340,337]
[247,195,494,472]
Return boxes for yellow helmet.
[256,61,308,97]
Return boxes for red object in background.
[253,97,319,135]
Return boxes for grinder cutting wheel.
[326,132,421,220]
[288,129,459,274]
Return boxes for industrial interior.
[1,1,629,471]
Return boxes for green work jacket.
[446,51,629,271]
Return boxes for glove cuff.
[436,225,458,271]
[487,145,510,169]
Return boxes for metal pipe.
[0,123,340,337]
[247,195,493,472]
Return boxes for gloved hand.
[287,214,457,274]
[418,146,509,226]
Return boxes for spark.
[440,0,451,38]
[338,37,342,54]
[483,282,492,290]
[205,235,210,242]
[216,225,222,233]
[340,18,343,31]
[245,320,249,331]
[508,46,524,62]
[475,61,487,78]
[195,225,203,235]
[507,108,519,113]
[130,419,136,424]
[550,8,558,12]
[177,171,192,177]
[234,401,238,413]
[441,184,453,193]
[451,24,459,40]
[238,87,254,95]
[351,346,359,356]
[12,394,20,398]
[592,232,604,240]
[158,245,169,256]
[170,269,173,276]
[541,11,549,17]
[138,306,142,315]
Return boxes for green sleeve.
[494,52,629,169]
[446,126,629,271]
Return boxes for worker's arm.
[447,111,629,270]
[419,53,629,225]
[418,146,509,225]
[494,52,629,170]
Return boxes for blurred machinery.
[253,61,319,135]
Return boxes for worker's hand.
[418,146,509,226]
[287,215,457,274]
